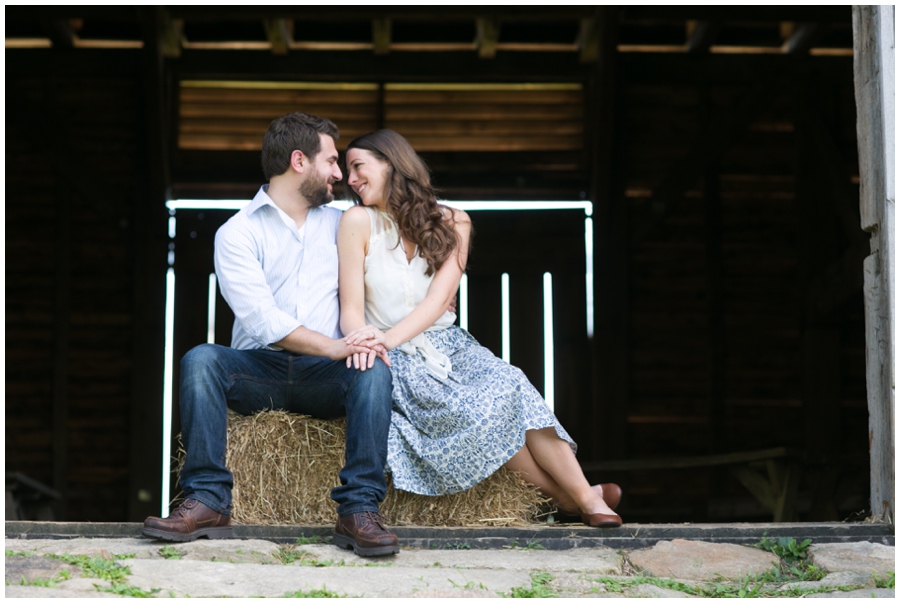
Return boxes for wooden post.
[588,8,627,462]
[795,69,843,521]
[128,7,172,521]
[852,5,894,523]
[51,177,72,520]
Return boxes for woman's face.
[346,148,390,210]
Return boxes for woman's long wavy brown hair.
[345,129,468,276]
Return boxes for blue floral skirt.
[386,325,576,496]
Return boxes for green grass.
[97,582,161,597]
[6,550,36,557]
[875,572,895,589]
[17,569,72,588]
[295,534,322,545]
[47,553,132,583]
[39,553,160,597]
[504,540,546,551]
[508,572,556,598]
[159,545,185,560]
[283,586,344,597]
[756,537,812,565]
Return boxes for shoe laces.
[360,511,387,531]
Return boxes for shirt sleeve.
[214,221,301,348]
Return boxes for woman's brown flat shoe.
[554,482,623,522]
[581,511,623,528]
[599,483,622,511]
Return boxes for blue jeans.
[177,344,393,518]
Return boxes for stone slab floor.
[4,536,895,598]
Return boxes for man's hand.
[326,338,391,371]
[343,341,391,371]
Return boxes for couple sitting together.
[143,112,622,557]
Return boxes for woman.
[336,129,621,527]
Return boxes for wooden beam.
[783,22,825,54]
[127,6,171,521]
[43,19,75,49]
[852,5,894,524]
[173,49,593,81]
[582,447,792,472]
[703,161,725,454]
[578,17,601,63]
[158,10,182,58]
[264,18,291,55]
[51,176,72,520]
[373,18,391,55]
[587,8,627,462]
[623,6,851,24]
[686,20,721,54]
[477,17,499,59]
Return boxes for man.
[142,112,399,557]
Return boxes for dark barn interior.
[6,6,872,525]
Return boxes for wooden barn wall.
[5,51,153,521]
[5,45,870,524]
[594,55,870,522]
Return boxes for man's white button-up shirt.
[214,185,343,351]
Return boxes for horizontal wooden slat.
[385,104,583,120]
[384,90,583,104]
[392,120,582,136]
[180,88,380,105]
[180,103,378,120]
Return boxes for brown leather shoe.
[142,498,233,542]
[599,483,622,511]
[581,511,623,528]
[554,482,623,522]
[333,512,399,557]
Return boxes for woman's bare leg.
[504,427,616,516]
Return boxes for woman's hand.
[344,325,388,348]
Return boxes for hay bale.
[176,409,549,526]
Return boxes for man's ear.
[290,149,305,174]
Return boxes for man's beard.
[300,172,333,208]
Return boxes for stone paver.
[627,539,778,581]
[807,588,896,598]
[627,583,696,598]
[3,536,895,598]
[808,541,895,578]
[777,570,876,593]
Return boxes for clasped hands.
[343,325,392,371]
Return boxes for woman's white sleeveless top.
[363,206,456,378]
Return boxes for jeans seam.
[337,504,381,517]
[187,492,231,516]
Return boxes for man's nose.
[333,165,343,182]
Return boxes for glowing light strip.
[459,273,469,331]
[543,272,555,411]
[207,274,218,344]
[501,273,511,363]
[166,199,594,214]
[161,268,176,516]
[585,217,595,338]
[166,199,597,339]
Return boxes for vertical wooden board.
[552,271,591,443]
[508,272,545,400]
[464,274,503,360]
[214,289,236,348]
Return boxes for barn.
[5,6,893,528]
